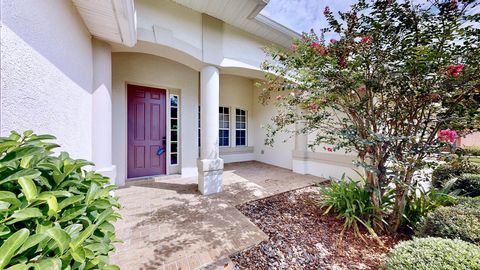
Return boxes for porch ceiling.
[170,0,300,47]
[72,0,137,47]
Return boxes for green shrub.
[450,173,480,197]
[463,146,480,156]
[387,237,480,270]
[416,199,480,244]
[0,131,121,269]
[432,160,480,188]
[403,187,457,228]
[318,174,393,240]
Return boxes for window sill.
[219,146,254,155]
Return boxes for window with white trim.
[235,108,247,146]
[219,107,230,147]
[170,95,179,165]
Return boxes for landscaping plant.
[432,159,480,189]
[386,237,480,270]
[260,0,480,232]
[319,174,394,241]
[0,131,121,269]
[416,198,480,244]
[403,186,457,228]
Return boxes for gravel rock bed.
[230,186,410,270]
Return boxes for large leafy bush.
[450,173,480,197]
[432,160,480,189]
[416,198,480,244]
[0,131,120,269]
[386,237,480,270]
[463,146,480,156]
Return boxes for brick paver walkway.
[110,161,325,269]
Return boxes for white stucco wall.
[112,53,199,185]
[1,0,93,160]
[252,84,294,169]
[219,75,255,163]
[222,25,268,71]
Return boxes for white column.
[292,113,308,174]
[92,39,116,184]
[197,66,224,195]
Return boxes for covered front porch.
[110,161,325,269]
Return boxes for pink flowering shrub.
[261,0,480,233]
[438,129,458,143]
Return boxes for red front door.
[127,85,167,178]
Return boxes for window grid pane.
[170,95,179,165]
[235,109,247,146]
[219,106,230,146]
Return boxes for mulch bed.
[230,186,411,270]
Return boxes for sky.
[261,0,357,33]
[261,0,480,33]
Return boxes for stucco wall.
[252,84,294,169]
[219,75,255,163]
[112,53,199,185]
[1,0,93,160]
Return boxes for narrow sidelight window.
[235,108,247,146]
[219,107,230,147]
[170,95,179,165]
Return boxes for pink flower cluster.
[451,0,458,9]
[330,39,337,44]
[360,36,371,44]
[446,63,465,77]
[438,129,457,143]
[310,42,328,56]
[324,6,330,16]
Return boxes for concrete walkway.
[110,161,325,269]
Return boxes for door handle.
[157,147,165,155]
[162,136,166,147]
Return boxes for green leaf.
[95,209,113,225]
[1,146,43,164]
[69,225,96,250]
[103,265,120,270]
[0,169,41,185]
[4,263,27,270]
[32,258,61,270]
[18,177,37,202]
[58,195,84,210]
[0,191,20,210]
[70,247,86,262]
[58,206,86,223]
[0,225,11,237]
[15,233,48,255]
[7,208,43,224]
[0,228,29,270]
[44,228,70,254]
[85,183,99,206]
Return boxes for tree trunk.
[388,169,414,232]
[364,154,385,233]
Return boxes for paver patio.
[110,161,326,269]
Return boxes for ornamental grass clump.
[318,174,393,241]
[416,198,480,244]
[386,237,480,270]
[0,131,121,269]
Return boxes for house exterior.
[1,0,356,195]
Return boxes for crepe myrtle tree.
[260,0,480,233]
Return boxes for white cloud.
[261,0,357,33]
